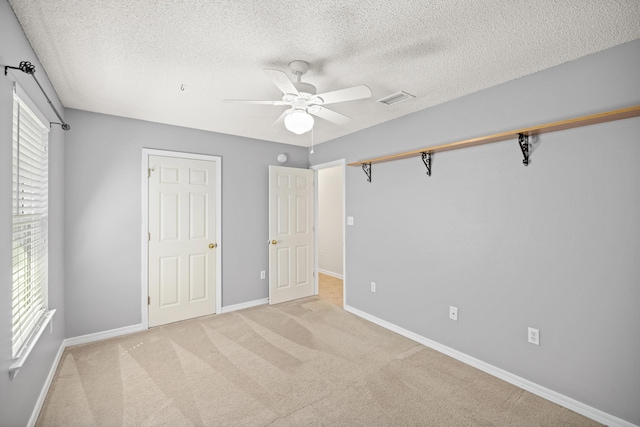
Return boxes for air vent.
[377,91,415,106]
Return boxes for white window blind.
[12,91,49,360]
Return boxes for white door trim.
[311,159,346,307]
[141,148,222,329]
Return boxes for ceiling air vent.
[377,91,415,106]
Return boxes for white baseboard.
[29,323,145,425]
[220,298,269,313]
[27,340,66,427]
[344,304,636,427]
[29,302,264,425]
[33,305,635,427]
[64,323,146,348]
[317,269,343,280]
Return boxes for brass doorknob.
[209,243,217,249]
[271,240,277,245]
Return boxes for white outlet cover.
[528,327,540,345]
[347,216,354,225]
[371,282,376,292]
[449,306,458,321]
[260,271,266,279]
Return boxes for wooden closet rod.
[348,105,640,168]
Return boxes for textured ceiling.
[8,0,640,147]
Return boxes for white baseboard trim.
[317,269,343,280]
[29,323,145,425]
[27,341,66,427]
[344,304,636,427]
[32,306,635,427]
[220,298,269,314]
[64,323,146,348]
[29,302,267,425]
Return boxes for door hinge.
[148,296,150,305]
[148,168,151,178]
[148,232,151,241]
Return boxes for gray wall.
[1,0,638,423]
[63,109,309,337]
[0,1,66,425]
[310,39,640,425]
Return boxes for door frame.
[310,159,346,307]
[141,148,222,329]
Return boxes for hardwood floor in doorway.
[318,273,343,307]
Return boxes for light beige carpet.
[37,297,600,426]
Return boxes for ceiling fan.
[224,60,372,135]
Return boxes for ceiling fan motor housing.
[293,82,316,97]
[291,99,308,111]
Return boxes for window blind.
[12,92,49,359]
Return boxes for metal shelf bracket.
[518,133,530,166]
[362,162,372,183]
[421,152,432,176]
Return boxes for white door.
[269,166,314,305]
[148,155,217,327]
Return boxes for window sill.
[9,309,56,380]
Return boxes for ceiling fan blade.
[309,106,351,125]
[314,85,371,105]
[264,69,299,96]
[272,108,291,127]
[223,99,287,106]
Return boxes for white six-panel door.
[148,155,217,327]
[269,166,314,305]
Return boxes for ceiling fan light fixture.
[284,109,314,134]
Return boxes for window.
[12,91,49,360]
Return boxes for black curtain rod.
[4,61,70,131]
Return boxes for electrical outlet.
[449,306,458,321]
[260,270,265,279]
[528,327,540,345]
[347,216,354,226]
[371,282,376,292]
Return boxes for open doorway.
[312,160,345,307]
